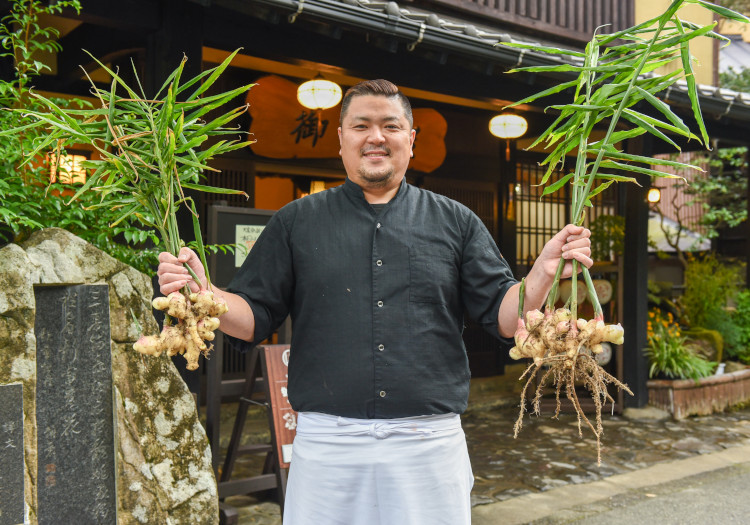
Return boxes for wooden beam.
[59,0,160,31]
[55,24,147,88]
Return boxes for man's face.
[338,95,415,190]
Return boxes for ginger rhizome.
[510,278,632,465]
[134,289,228,370]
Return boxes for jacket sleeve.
[224,209,295,351]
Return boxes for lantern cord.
[289,0,305,23]
[407,23,426,52]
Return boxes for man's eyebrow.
[349,115,402,123]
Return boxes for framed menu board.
[207,205,275,288]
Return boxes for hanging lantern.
[297,78,342,110]
[647,187,662,203]
[489,114,528,139]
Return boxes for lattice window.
[515,155,616,276]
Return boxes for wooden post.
[621,136,652,408]
[499,140,518,275]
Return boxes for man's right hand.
[157,247,208,295]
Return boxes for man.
[157,79,592,524]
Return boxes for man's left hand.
[537,224,593,280]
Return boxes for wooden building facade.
[6,0,750,406]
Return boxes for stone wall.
[0,228,218,524]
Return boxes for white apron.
[283,412,474,525]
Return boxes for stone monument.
[0,228,218,524]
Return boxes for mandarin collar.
[343,177,408,207]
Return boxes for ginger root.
[509,307,632,464]
[133,290,228,370]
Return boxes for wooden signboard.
[247,75,448,173]
[260,345,297,469]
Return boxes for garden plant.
[0,0,162,272]
[502,0,749,462]
[5,48,254,370]
[645,308,716,380]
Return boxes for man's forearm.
[211,288,256,342]
[497,266,553,338]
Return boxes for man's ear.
[338,127,343,155]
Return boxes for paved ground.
[215,364,750,524]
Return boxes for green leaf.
[677,22,709,147]
[548,104,615,113]
[600,160,687,180]
[592,173,640,184]
[590,128,647,149]
[620,109,681,149]
[590,149,703,172]
[541,172,574,197]
[181,182,248,196]
[690,0,750,23]
[499,42,586,58]
[185,48,241,102]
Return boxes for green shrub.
[679,254,746,357]
[730,290,750,363]
[683,327,723,363]
[590,214,625,261]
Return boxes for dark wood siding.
[422,0,634,43]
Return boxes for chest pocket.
[409,246,458,304]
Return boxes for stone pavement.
[216,364,750,524]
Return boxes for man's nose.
[367,127,385,143]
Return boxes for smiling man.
[156,79,592,524]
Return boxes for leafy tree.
[720,66,750,92]
[649,146,747,268]
[689,146,748,235]
[0,0,159,272]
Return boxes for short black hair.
[339,79,413,128]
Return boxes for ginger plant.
[502,0,749,462]
[10,49,253,369]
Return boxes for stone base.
[647,368,750,420]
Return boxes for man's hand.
[498,224,592,337]
[157,247,208,296]
[536,224,593,280]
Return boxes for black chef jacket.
[225,177,517,418]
